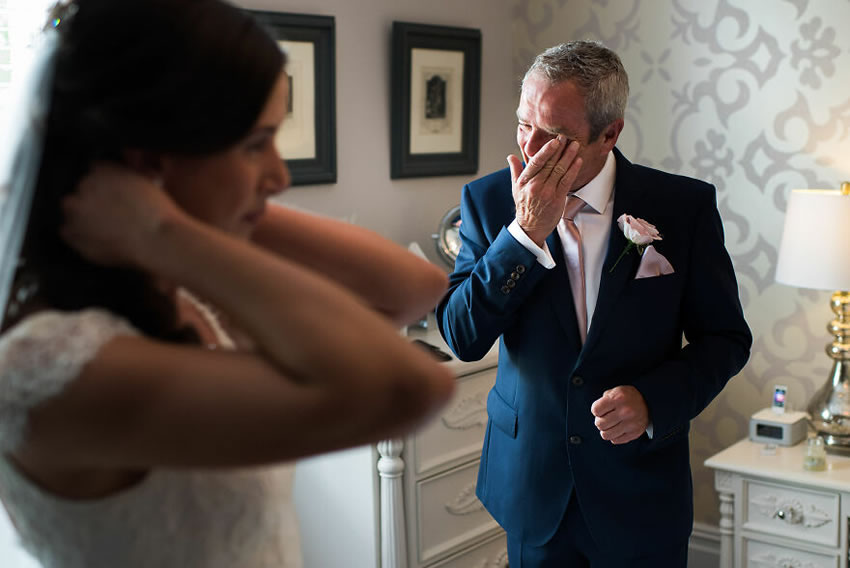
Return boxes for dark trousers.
[506,491,688,567]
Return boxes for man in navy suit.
[436,41,751,567]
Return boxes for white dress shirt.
[507,152,654,437]
[508,151,616,334]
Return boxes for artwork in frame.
[250,11,336,186]
[391,22,481,179]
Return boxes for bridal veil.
[0,27,59,328]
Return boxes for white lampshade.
[776,188,850,291]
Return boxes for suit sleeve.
[633,188,752,446]
[436,182,548,362]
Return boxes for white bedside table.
[705,438,850,568]
[295,317,506,568]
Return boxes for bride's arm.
[11,165,455,469]
[59,164,453,393]
[16,326,453,469]
[251,204,447,327]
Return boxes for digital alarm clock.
[748,408,808,446]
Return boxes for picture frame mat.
[275,39,315,160]
[409,47,464,155]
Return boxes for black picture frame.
[250,11,336,186]
[391,22,481,179]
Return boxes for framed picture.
[391,22,481,179]
[250,11,336,186]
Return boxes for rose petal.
[618,213,661,246]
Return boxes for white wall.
[235,0,517,266]
[293,446,379,568]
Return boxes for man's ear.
[600,119,625,153]
[121,149,163,178]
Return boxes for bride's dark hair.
[4,0,285,338]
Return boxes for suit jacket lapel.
[585,148,647,347]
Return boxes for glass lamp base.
[807,290,850,455]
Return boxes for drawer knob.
[751,495,833,529]
[773,506,803,524]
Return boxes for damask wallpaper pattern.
[513,0,850,526]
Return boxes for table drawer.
[416,459,500,565]
[743,536,838,568]
[412,367,496,476]
[743,479,838,547]
[428,532,508,568]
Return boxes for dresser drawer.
[412,367,496,476]
[743,479,839,547]
[428,532,508,568]
[416,459,500,565]
[743,536,838,568]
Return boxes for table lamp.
[775,182,850,453]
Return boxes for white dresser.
[295,321,505,568]
[705,438,850,568]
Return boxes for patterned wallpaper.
[513,0,850,526]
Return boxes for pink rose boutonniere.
[609,214,662,272]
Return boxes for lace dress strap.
[0,309,138,452]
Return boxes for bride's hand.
[61,162,185,267]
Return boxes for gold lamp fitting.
[842,181,850,196]
[809,291,850,453]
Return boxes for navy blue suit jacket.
[436,149,751,557]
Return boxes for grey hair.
[522,40,629,142]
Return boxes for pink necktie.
[562,194,587,343]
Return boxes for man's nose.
[523,128,554,160]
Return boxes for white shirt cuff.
[508,220,555,269]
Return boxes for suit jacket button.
[506,279,516,288]
[500,285,510,295]
[516,264,526,274]
[511,271,520,280]
[571,375,584,386]
[569,435,582,445]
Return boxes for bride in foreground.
[0,1,454,566]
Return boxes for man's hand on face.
[590,385,650,444]
[507,136,582,247]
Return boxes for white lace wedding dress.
[0,308,301,568]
